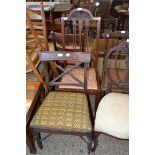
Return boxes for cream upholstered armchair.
[92,40,129,152]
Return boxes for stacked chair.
[26,2,48,92]
[26,2,58,92]
[26,3,48,153]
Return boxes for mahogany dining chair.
[29,51,94,154]
[92,40,129,152]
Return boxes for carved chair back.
[61,8,101,67]
[102,40,129,93]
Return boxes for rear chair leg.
[33,132,43,149]
[92,132,100,152]
[87,134,93,154]
[26,133,36,154]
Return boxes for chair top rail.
[61,8,101,21]
[39,51,91,62]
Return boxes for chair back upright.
[61,8,101,67]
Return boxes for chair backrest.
[102,39,129,93]
[61,8,101,67]
[51,31,85,52]
[26,1,48,51]
[39,51,91,93]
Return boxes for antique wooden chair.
[30,51,94,154]
[56,8,101,110]
[92,40,129,152]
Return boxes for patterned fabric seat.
[30,92,92,132]
[59,68,98,90]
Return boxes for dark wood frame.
[30,51,94,154]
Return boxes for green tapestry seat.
[30,92,92,132]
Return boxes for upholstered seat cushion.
[95,93,129,139]
[30,92,92,132]
[59,68,98,90]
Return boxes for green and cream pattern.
[30,92,92,132]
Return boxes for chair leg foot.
[30,149,36,154]
[87,134,93,154]
[33,132,43,149]
[26,132,36,154]
[91,132,100,152]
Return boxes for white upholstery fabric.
[95,93,129,139]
